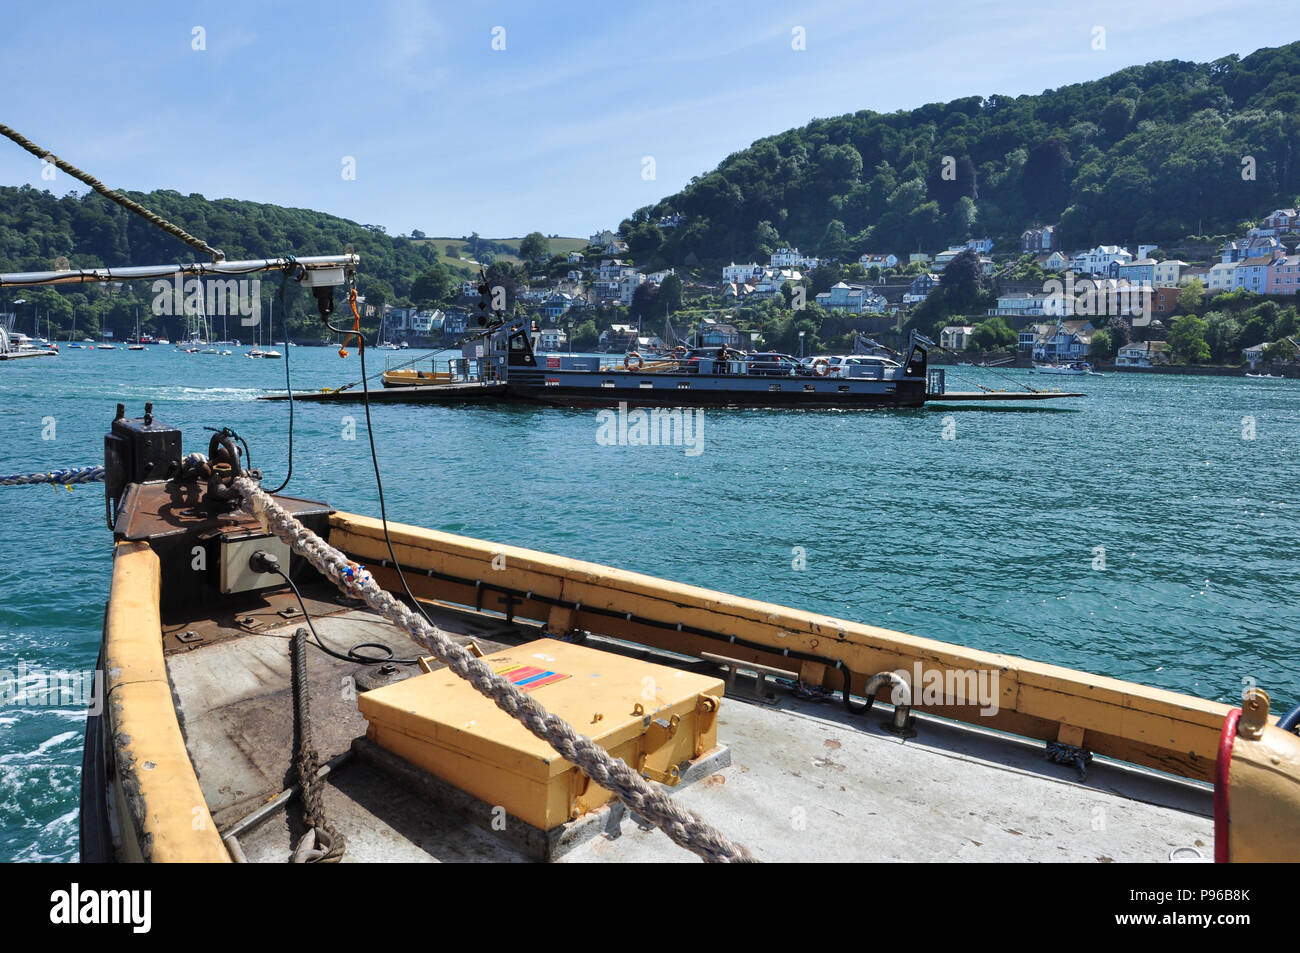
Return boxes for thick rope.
[0,465,105,486]
[233,476,756,863]
[290,628,345,863]
[0,124,224,262]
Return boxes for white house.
[1035,251,1070,271]
[722,262,764,284]
[1206,261,1238,290]
[858,253,899,270]
[988,293,1056,317]
[932,246,968,268]
[1069,246,1133,276]
[940,325,976,350]
[409,309,442,333]
[618,273,646,305]
[1115,341,1170,367]
[771,247,817,268]
[537,328,568,351]
[814,281,887,314]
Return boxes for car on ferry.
[742,351,811,376]
[801,354,904,378]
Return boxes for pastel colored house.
[1266,255,1300,295]
[1152,260,1187,287]
[1234,256,1276,293]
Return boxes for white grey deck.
[165,596,1212,864]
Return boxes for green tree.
[1178,278,1205,313]
[364,279,392,313]
[1169,313,1211,363]
[1204,311,1242,362]
[658,273,683,313]
[519,232,550,267]
[410,266,454,306]
[817,220,851,261]
[1087,328,1114,360]
[968,317,1017,350]
[571,319,598,350]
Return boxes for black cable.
[267,260,305,495]
[271,566,421,665]
[319,295,442,632]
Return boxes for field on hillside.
[414,236,588,273]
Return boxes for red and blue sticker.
[496,663,570,693]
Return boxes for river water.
[1,345,1297,859]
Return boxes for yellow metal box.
[357,639,724,830]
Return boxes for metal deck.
[164,585,1212,863]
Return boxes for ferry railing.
[927,368,945,395]
[383,355,483,383]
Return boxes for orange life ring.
[813,358,831,377]
[672,345,687,359]
[625,351,644,370]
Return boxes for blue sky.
[0,0,1285,241]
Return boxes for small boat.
[98,343,116,350]
[129,344,146,351]
[1031,361,1093,376]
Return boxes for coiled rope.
[233,475,756,863]
[0,124,224,262]
[0,465,105,487]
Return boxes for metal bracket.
[644,714,680,751]
[639,757,681,787]
[177,629,203,644]
[702,651,796,705]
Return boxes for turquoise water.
[2,346,1298,860]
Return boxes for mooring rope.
[0,465,105,487]
[232,475,756,863]
[289,628,346,863]
[0,124,225,262]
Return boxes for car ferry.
[490,321,932,409]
